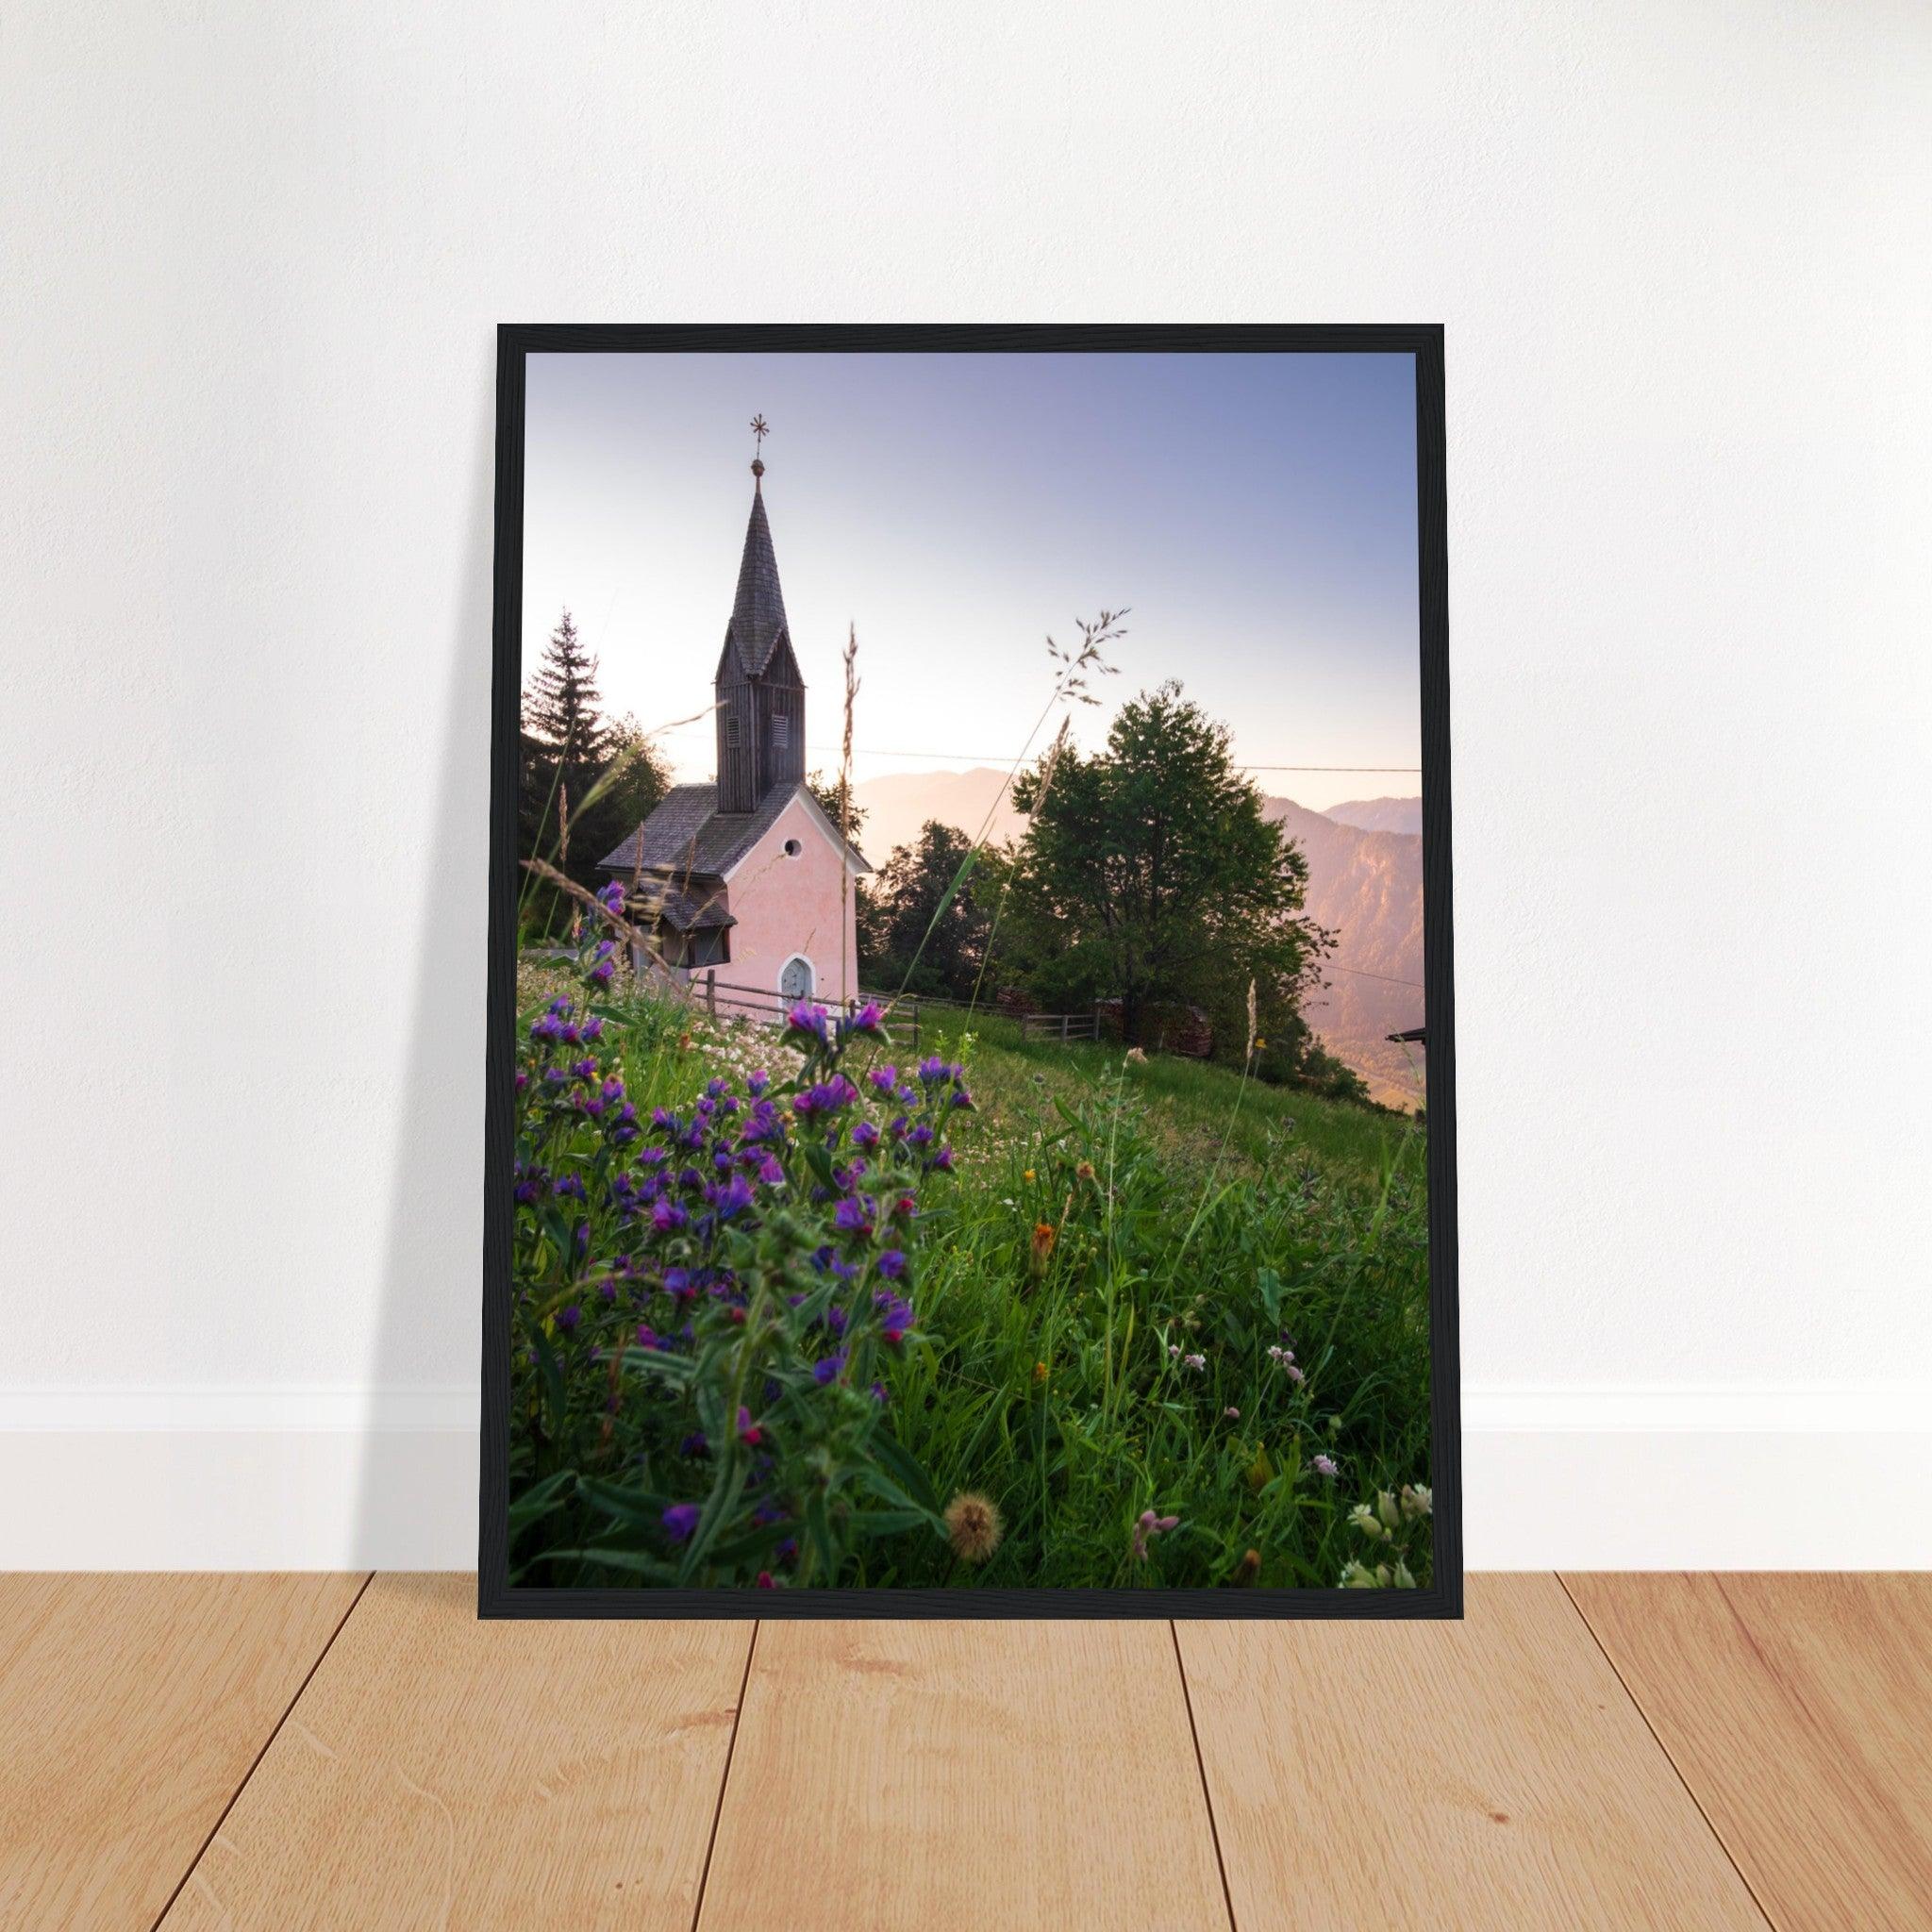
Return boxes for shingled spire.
[714,426,806,813]
[723,486,791,677]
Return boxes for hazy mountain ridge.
[1261,799,1424,1106]
[1324,795,1423,836]
[855,768,1024,863]
[852,769,1425,1106]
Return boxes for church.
[599,448,870,1011]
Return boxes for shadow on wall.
[351,385,494,1570]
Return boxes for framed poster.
[481,326,1458,1617]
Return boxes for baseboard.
[4,1386,1927,1570]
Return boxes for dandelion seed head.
[943,1491,1003,1564]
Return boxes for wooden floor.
[3,1576,1927,1929]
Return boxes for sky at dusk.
[521,351,1422,812]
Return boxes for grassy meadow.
[509,956,1433,1592]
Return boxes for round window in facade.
[783,838,802,858]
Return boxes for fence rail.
[693,974,923,1050]
[1018,1010,1101,1045]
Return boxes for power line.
[1323,962,1424,990]
[653,724,1417,774]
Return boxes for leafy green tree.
[807,768,867,843]
[857,820,991,999]
[1006,682,1331,1074]
[592,713,674,870]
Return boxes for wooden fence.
[1018,1009,1102,1045]
[695,974,923,1050]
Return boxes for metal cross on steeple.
[749,413,769,482]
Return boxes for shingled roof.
[598,779,870,884]
[630,879,733,935]
[722,488,791,677]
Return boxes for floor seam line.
[1555,1574,1780,1932]
[689,1618,760,1932]
[144,1570,375,1932]
[1169,1620,1241,1932]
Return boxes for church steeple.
[714,424,806,813]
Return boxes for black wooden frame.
[481,325,1459,1620]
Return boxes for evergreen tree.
[521,608,622,909]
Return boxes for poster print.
[483,327,1458,1617]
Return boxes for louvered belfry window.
[773,714,789,751]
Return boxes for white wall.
[4,1,1927,1568]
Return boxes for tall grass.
[513,962,1432,1590]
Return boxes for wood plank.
[1564,1573,1932,1932]
[698,1621,1231,1932]
[1177,1574,1768,1930]
[0,1572,366,1931]
[158,1575,752,1930]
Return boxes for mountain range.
[1322,794,1423,836]
[853,769,1425,1107]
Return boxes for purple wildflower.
[813,1352,847,1385]
[661,1503,700,1542]
[785,1001,830,1043]
[709,1173,755,1221]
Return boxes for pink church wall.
[710,791,862,1016]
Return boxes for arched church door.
[779,954,815,1002]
